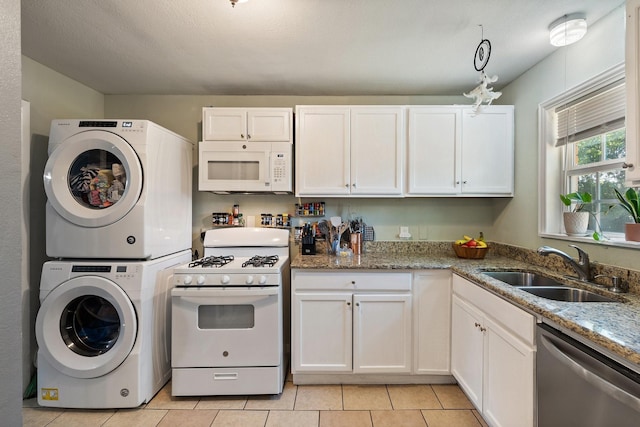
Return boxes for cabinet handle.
[474,322,481,328]
[352,183,356,188]
[345,183,349,188]
[346,301,351,306]
[456,181,460,185]
[479,326,487,332]
[622,162,634,169]
[247,134,251,139]
[240,133,245,138]
[356,302,360,307]
[463,180,468,184]
[351,281,356,285]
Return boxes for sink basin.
[482,271,617,302]
[482,271,563,287]
[520,286,617,303]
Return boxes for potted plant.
[560,192,591,236]
[614,188,640,241]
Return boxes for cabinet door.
[483,317,535,427]
[353,294,412,373]
[202,108,247,141]
[295,107,350,196]
[407,107,460,195]
[450,294,484,410]
[292,292,352,372]
[247,109,291,142]
[350,107,404,195]
[626,0,640,185]
[460,107,514,195]
[413,270,451,375]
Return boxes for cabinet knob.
[352,183,356,188]
[247,134,251,139]
[463,180,468,184]
[346,301,351,306]
[240,133,245,138]
[356,302,360,307]
[479,326,487,332]
[351,281,356,285]
[345,184,349,188]
[456,181,460,185]
[474,322,481,328]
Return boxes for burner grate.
[242,255,279,268]
[189,255,234,268]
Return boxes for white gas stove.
[171,227,290,396]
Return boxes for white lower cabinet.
[413,270,451,375]
[292,270,412,375]
[451,274,535,427]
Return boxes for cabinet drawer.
[453,274,535,346]
[292,270,411,291]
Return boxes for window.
[539,64,634,244]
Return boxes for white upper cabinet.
[202,107,292,142]
[407,105,514,197]
[295,106,404,197]
[626,0,640,185]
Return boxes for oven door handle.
[540,331,640,412]
[173,287,278,299]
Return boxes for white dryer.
[44,119,193,259]
[35,250,191,408]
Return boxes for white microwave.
[198,141,293,194]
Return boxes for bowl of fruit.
[452,233,488,259]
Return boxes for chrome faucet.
[537,245,591,282]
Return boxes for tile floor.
[23,379,488,427]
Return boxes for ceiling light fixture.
[549,13,587,47]
[230,0,248,7]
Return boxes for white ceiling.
[21,0,624,96]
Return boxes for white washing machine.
[35,250,191,408]
[44,119,193,260]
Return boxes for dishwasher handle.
[540,330,640,412]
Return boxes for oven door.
[171,286,282,367]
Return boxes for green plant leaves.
[614,188,640,223]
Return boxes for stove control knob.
[183,275,193,285]
[221,275,231,285]
[196,275,206,286]
[259,276,268,285]
[246,275,254,285]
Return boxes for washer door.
[43,130,143,228]
[36,276,137,379]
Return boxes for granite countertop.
[290,241,640,370]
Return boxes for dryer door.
[43,130,143,227]
[36,276,137,379]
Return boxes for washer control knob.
[221,275,231,285]
[259,276,268,285]
[196,275,206,286]
[246,275,254,285]
[183,275,193,285]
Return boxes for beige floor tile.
[146,382,200,410]
[44,409,116,427]
[22,408,65,427]
[421,409,482,427]
[294,384,343,410]
[343,385,392,410]
[157,409,219,427]
[265,410,319,427]
[103,408,168,427]
[370,409,427,427]
[211,409,268,427]
[472,409,490,427]
[431,384,475,409]
[195,395,248,410]
[245,380,297,410]
[320,410,373,427]
[387,384,442,410]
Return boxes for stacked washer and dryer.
[35,120,193,408]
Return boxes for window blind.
[555,80,625,146]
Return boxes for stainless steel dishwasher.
[537,323,640,426]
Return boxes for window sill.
[540,232,640,250]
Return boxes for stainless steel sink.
[520,286,616,303]
[482,271,563,287]
[482,271,617,302]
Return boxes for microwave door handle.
[264,151,272,187]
